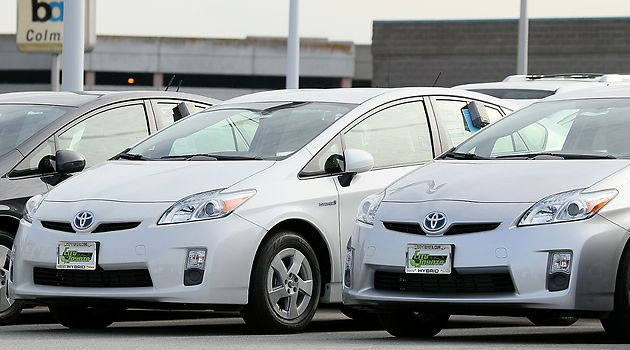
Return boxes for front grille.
[40,221,141,233]
[382,222,500,236]
[34,267,153,288]
[41,221,74,233]
[374,271,515,294]
[92,222,141,233]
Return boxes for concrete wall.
[372,17,630,88]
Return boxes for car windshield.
[0,104,70,157]
[470,89,555,100]
[129,102,355,161]
[451,98,630,160]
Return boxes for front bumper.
[9,200,267,306]
[343,201,629,314]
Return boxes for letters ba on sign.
[16,0,96,53]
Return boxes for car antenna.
[165,75,176,91]
[432,71,442,87]
[176,79,183,92]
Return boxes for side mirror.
[54,150,86,174]
[465,101,490,129]
[344,149,374,174]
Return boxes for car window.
[154,102,207,128]
[433,100,471,146]
[9,137,55,178]
[486,106,504,121]
[301,136,344,177]
[343,101,433,168]
[58,104,150,168]
[0,104,70,158]
[170,118,248,154]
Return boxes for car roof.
[543,85,630,101]
[454,80,609,92]
[0,91,220,107]
[224,87,517,108]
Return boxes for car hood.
[45,160,275,203]
[385,160,630,203]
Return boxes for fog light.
[186,249,207,269]
[547,251,572,292]
[550,252,572,274]
[343,240,354,288]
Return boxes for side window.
[154,102,180,128]
[433,100,470,146]
[9,138,55,178]
[58,104,150,168]
[300,136,344,177]
[485,106,505,122]
[343,101,433,168]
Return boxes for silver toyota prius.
[342,86,630,341]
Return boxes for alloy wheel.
[266,248,314,320]
[0,245,14,313]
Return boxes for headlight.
[158,189,256,225]
[357,191,385,225]
[23,194,45,223]
[519,188,618,226]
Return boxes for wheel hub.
[267,248,314,320]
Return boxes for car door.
[55,101,151,170]
[336,98,440,260]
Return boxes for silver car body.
[344,86,630,316]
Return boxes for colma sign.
[16,0,96,53]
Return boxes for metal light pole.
[517,0,529,75]
[286,0,299,89]
[62,0,85,92]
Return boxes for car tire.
[242,231,321,334]
[601,244,630,342]
[49,305,118,329]
[0,231,24,326]
[527,315,578,327]
[379,312,450,338]
[339,305,380,326]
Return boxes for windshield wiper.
[494,152,617,160]
[159,153,264,161]
[440,151,489,160]
[115,152,153,161]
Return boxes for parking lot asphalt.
[1,307,626,350]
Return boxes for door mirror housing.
[344,149,374,174]
[54,150,86,174]
[465,101,490,129]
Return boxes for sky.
[1,0,630,44]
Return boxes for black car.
[0,91,218,324]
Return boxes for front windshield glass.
[0,104,70,157]
[453,98,630,159]
[130,102,355,160]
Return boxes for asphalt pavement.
[0,307,627,350]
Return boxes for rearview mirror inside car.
[54,150,86,174]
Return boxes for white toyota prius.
[7,88,514,332]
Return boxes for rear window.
[470,89,555,100]
[0,104,70,157]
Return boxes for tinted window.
[58,104,150,167]
[343,101,433,168]
[130,102,354,160]
[470,89,555,100]
[0,105,69,157]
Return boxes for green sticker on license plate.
[405,244,452,274]
[56,241,97,270]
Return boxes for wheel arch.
[0,215,20,236]
[255,218,333,296]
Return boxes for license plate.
[56,241,97,270]
[405,244,452,274]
